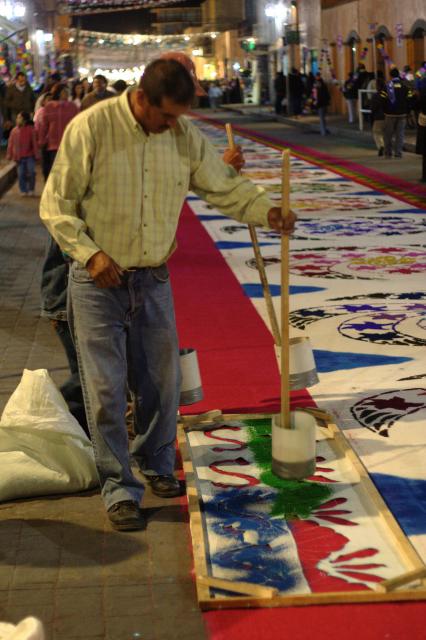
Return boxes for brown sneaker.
[107,500,145,531]
[147,475,183,498]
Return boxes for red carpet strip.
[169,201,426,639]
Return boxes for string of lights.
[64,0,189,15]
[64,27,219,50]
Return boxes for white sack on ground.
[0,369,98,502]
[0,617,45,640]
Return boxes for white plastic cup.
[179,348,203,405]
[272,411,317,479]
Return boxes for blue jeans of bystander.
[18,156,35,193]
[68,262,181,509]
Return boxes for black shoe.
[378,147,384,156]
[147,474,182,498]
[394,153,402,158]
[107,500,145,531]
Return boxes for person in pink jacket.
[37,83,78,178]
[7,111,38,196]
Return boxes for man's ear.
[135,88,147,106]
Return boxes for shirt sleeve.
[39,115,101,266]
[184,118,274,227]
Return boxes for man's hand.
[267,207,297,235]
[86,251,123,288]
[223,145,245,172]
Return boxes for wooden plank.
[199,588,426,611]
[375,567,426,593]
[177,424,211,602]
[198,575,278,598]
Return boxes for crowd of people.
[272,62,426,159]
[1,71,129,196]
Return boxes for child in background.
[7,111,38,197]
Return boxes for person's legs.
[17,158,27,193]
[27,156,36,192]
[372,120,385,153]
[318,107,327,136]
[128,265,181,479]
[347,99,355,124]
[383,116,394,157]
[394,117,406,157]
[40,236,89,434]
[68,263,145,510]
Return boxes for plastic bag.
[0,369,98,502]
[0,617,44,640]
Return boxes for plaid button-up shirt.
[40,89,273,268]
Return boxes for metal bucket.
[179,348,203,406]
[271,411,317,480]
[275,336,319,390]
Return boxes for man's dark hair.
[93,74,107,84]
[51,83,68,101]
[113,79,127,93]
[390,67,400,78]
[139,59,195,107]
[16,71,26,79]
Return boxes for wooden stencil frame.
[177,412,426,610]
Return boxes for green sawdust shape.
[243,418,332,519]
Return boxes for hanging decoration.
[318,46,338,84]
[376,42,395,68]
[359,46,368,61]
[395,23,404,48]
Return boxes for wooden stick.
[198,575,278,598]
[280,150,291,429]
[375,567,426,593]
[225,122,281,346]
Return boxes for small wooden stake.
[198,575,278,598]
[280,149,291,429]
[225,123,281,346]
[375,567,426,593]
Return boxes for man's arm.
[185,119,295,233]
[39,116,101,266]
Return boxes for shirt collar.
[119,88,147,139]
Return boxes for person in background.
[288,67,305,117]
[38,82,85,435]
[370,77,386,156]
[81,77,91,96]
[5,72,36,124]
[274,71,286,115]
[7,111,38,197]
[72,81,85,110]
[380,67,415,158]
[312,73,330,136]
[37,82,78,177]
[208,81,222,111]
[112,79,128,95]
[34,92,52,180]
[34,72,62,112]
[342,71,358,124]
[80,74,115,111]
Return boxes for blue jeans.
[68,262,181,509]
[318,107,329,136]
[18,156,35,193]
[40,235,89,435]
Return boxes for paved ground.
[0,174,206,640]
[0,115,425,639]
